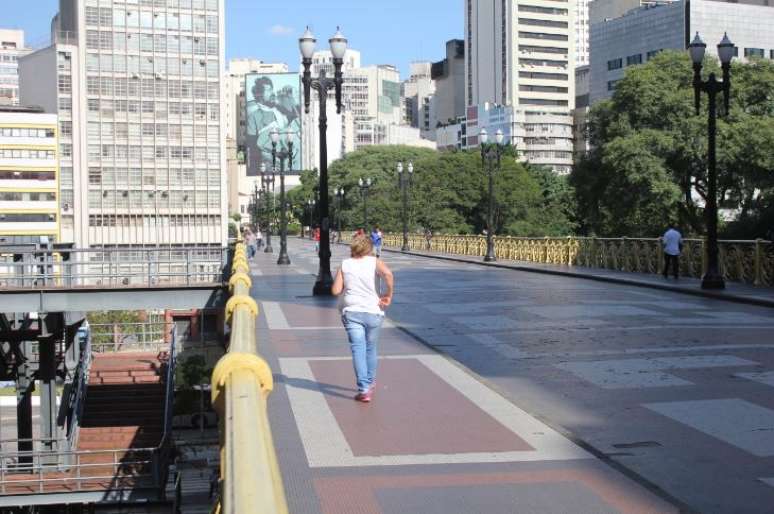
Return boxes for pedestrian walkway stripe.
[262,302,290,330]
[557,355,757,389]
[734,370,774,387]
[645,399,774,457]
[280,354,590,467]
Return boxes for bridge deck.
[245,238,770,514]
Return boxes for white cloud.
[269,25,294,36]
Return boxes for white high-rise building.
[575,0,590,65]
[465,0,576,173]
[20,0,227,248]
[0,30,31,106]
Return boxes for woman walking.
[332,236,394,403]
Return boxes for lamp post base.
[484,253,497,263]
[701,271,726,290]
[401,245,409,252]
[313,277,333,296]
[277,253,291,265]
[264,245,273,254]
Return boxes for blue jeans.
[342,311,384,393]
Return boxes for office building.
[431,39,466,131]
[402,62,436,137]
[590,0,774,104]
[20,0,227,248]
[0,106,59,244]
[575,0,591,65]
[0,30,31,106]
[465,0,576,173]
[573,64,590,155]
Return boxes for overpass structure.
[0,243,231,511]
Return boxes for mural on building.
[245,73,302,176]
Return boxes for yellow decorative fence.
[211,242,289,514]
[375,234,774,287]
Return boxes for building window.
[626,54,642,66]
[607,80,620,91]
[607,58,623,70]
[518,18,568,28]
[646,49,662,60]
[744,48,764,58]
[57,74,72,94]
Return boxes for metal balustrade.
[370,234,774,287]
[211,242,288,514]
[0,326,178,500]
[0,246,228,289]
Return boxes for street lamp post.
[300,27,347,296]
[358,177,372,230]
[251,182,260,234]
[479,128,505,262]
[335,187,345,243]
[260,167,275,253]
[689,32,734,290]
[271,128,295,266]
[306,199,316,240]
[397,161,413,252]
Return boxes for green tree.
[573,51,774,238]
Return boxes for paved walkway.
[248,238,774,514]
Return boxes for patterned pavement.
[249,238,774,514]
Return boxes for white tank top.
[340,256,383,316]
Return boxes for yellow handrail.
[211,242,289,514]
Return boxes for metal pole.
[312,84,333,295]
[401,174,409,252]
[701,75,724,289]
[277,149,291,265]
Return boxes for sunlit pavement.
[248,237,774,514]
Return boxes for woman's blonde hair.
[350,236,373,258]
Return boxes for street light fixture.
[271,128,295,266]
[300,26,347,296]
[358,177,372,230]
[397,161,414,252]
[689,32,734,290]
[479,128,505,262]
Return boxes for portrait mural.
[245,73,302,176]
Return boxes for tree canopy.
[571,50,774,238]
[287,145,576,236]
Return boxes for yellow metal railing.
[373,234,774,288]
[211,242,289,514]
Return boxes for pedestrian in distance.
[255,227,263,250]
[371,225,383,258]
[243,228,255,259]
[662,223,683,279]
[332,235,394,403]
[313,226,321,254]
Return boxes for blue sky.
[4,0,463,78]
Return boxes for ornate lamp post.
[689,32,734,290]
[260,164,275,253]
[270,128,295,266]
[358,177,372,230]
[306,199,316,239]
[335,187,345,243]
[300,27,347,296]
[479,128,505,262]
[397,161,413,252]
[251,182,260,234]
